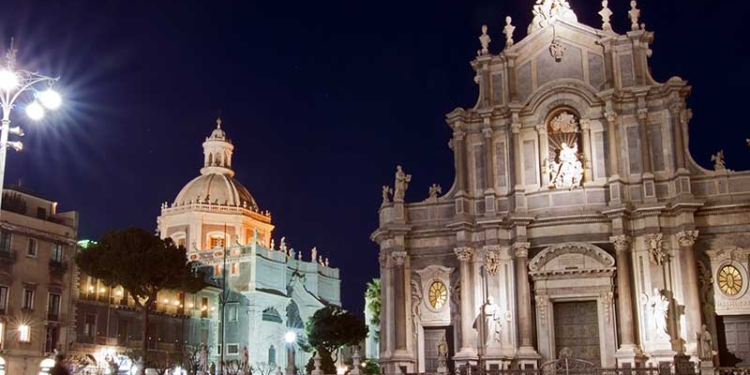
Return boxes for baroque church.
[157,119,342,370]
[372,0,750,372]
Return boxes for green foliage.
[364,279,381,341]
[305,347,336,375]
[305,305,368,361]
[362,358,380,375]
[74,227,206,361]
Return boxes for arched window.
[286,301,303,329]
[546,109,584,189]
[208,153,213,166]
[262,307,283,323]
[268,345,276,366]
[216,152,223,166]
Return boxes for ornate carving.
[548,142,583,189]
[711,150,726,171]
[676,230,699,248]
[513,242,531,258]
[454,247,474,262]
[392,251,407,266]
[503,17,515,48]
[529,0,578,34]
[428,184,442,199]
[645,233,665,265]
[640,288,670,341]
[450,281,461,341]
[600,291,614,324]
[605,111,617,123]
[549,39,566,62]
[628,1,640,31]
[637,108,649,122]
[410,278,423,344]
[482,127,494,139]
[478,25,491,56]
[453,129,466,141]
[529,242,616,272]
[378,252,388,268]
[550,112,579,133]
[393,165,412,202]
[381,186,392,206]
[609,235,631,252]
[535,295,548,326]
[510,123,522,134]
[599,0,613,31]
[483,245,502,276]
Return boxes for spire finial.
[216,117,222,129]
[599,0,613,32]
[628,1,641,31]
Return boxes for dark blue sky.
[2,0,748,316]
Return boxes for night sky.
[1,0,749,317]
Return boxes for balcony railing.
[49,260,68,274]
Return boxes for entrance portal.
[424,326,454,373]
[717,314,750,366]
[553,301,601,365]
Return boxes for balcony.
[49,260,68,274]
[0,250,16,264]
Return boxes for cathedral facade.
[372,1,750,372]
[157,120,341,371]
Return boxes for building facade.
[372,1,750,372]
[0,186,79,375]
[157,119,342,371]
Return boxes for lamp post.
[284,331,296,375]
[0,39,62,214]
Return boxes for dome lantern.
[201,117,235,177]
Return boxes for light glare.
[0,70,18,91]
[284,331,296,344]
[38,89,62,110]
[26,102,44,120]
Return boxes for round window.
[428,281,448,310]
[718,265,743,296]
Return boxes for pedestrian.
[50,353,71,375]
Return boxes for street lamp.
[0,39,62,214]
[285,331,296,375]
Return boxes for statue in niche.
[641,288,670,340]
[548,142,583,189]
[393,165,411,201]
[473,297,502,346]
[698,324,713,360]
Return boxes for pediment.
[529,242,615,273]
[508,18,606,64]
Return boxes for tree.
[75,227,206,363]
[364,279,381,341]
[304,347,336,375]
[305,305,368,362]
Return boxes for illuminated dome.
[172,118,259,210]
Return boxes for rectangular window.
[210,237,225,249]
[0,322,4,345]
[44,325,58,352]
[0,286,8,314]
[22,289,34,310]
[214,264,222,277]
[18,324,30,342]
[84,314,96,338]
[227,344,239,354]
[51,244,63,262]
[231,262,239,275]
[228,303,238,322]
[37,207,47,219]
[0,231,10,253]
[217,344,222,355]
[27,238,37,257]
[48,293,61,320]
[201,297,209,318]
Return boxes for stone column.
[670,102,687,171]
[580,119,594,183]
[677,230,702,353]
[454,247,477,360]
[610,236,636,348]
[535,125,550,188]
[392,251,408,352]
[514,242,535,352]
[453,128,468,193]
[511,123,524,188]
[482,126,495,191]
[605,111,619,177]
[379,252,390,356]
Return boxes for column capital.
[534,124,547,134]
[604,111,617,123]
[482,127,494,139]
[669,101,684,115]
[637,108,649,122]
[454,246,474,262]
[513,242,531,258]
[609,235,631,252]
[379,252,388,268]
[391,251,407,266]
[579,118,591,130]
[511,123,522,134]
[676,230,699,247]
[453,130,466,141]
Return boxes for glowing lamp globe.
[0,70,18,91]
[284,331,296,344]
[26,102,45,120]
[38,89,62,110]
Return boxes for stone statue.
[698,324,713,360]
[599,0,613,31]
[199,345,208,371]
[319,255,324,265]
[324,257,329,267]
[381,185,392,205]
[641,288,669,340]
[253,228,259,244]
[478,25,491,56]
[549,38,566,62]
[483,297,502,345]
[393,165,412,201]
[297,250,302,260]
[280,237,287,252]
[437,335,448,374]
[503,17,515,48]
[628,0,640,31]
[711,150,726,171]
[271,238,275,250]
[428,184,442,199]
[311,247,317,262]
[241,346,250,371]
[549,142,583,189]
[646,233,665,265]
[529,0,577,33]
